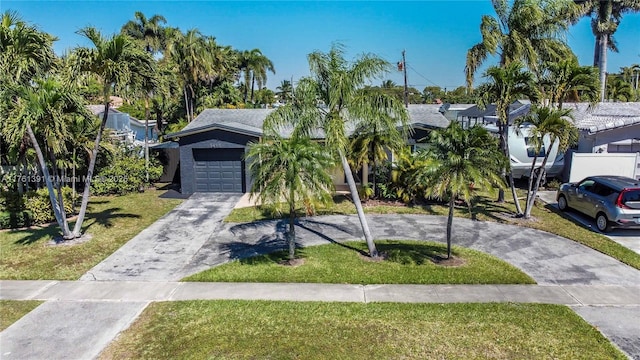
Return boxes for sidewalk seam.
[27,280,59,300]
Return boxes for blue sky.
[4,1,640,91]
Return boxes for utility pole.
[402,50,408,108]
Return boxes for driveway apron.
[80,193,242,282]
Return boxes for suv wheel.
[596,213,611,233]
[557,195,569,211]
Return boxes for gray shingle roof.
[563,102,640,134]
[165,105,453,139]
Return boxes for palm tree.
[239,49,275,103]
[1,78,90,238]
[247,136,336,260]
[576,0,640,102]
[0,11,56,85]
[265,44,410,258]
[121,11,167,55]
[607,76,634,101]
[349,108,409,198]
[539,59,600,109]
[514,106,578,218]
[413,122,506,259]
[275,80,293,104]
[465,0,578,89]
[478,62,538,214]
[69,27,153,238]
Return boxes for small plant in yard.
[412,122,507,259]
[247,135,336,262]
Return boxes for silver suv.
[557,175,640,232]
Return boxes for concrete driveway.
[80,192,243,282]
[537,191,640,254]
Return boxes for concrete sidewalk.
[2,280,639,360]
[2,280,640,305]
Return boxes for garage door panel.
[192,149,244,193]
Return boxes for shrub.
[91,149,163,196]
[0,210,32,229]
[0,190,25,213]
[24,187,74,225]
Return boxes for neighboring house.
[564,102,640,181]
[87,105,157,146]
[164,105,462,194]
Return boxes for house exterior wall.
[177,130,256,194]
[577,124,640,153]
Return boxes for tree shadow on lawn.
[80,207,141,232]
[221,218,368,264]
[377,241,458,265]
[11,223,59,245]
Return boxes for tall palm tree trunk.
[340,152,378,257]
[144,96,150,183]
[524,138,555,219]
[72,148,76,213]
[26,124,72,238]
[250,74,256,104]
[598,33,608,102]
[288,187,296,260]
[73,102,110,237]
[446,196,454,259]
[504,126,523,215]
[49,151,70,232]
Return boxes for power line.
[406,63,441,88]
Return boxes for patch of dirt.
[494,212,540,224]
[362,199,407,207]
[359,251,390,262]
[429,255,467,267]
[278,258,306,267]
[48,233,93,246]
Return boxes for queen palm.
[607,76,634,101]
[539,59,599,109]
[168,29,210,122]
[1,78,90,238]
[275,80,293,104]
[247,135,336,260]
[413,122,506,259]
[121,11,167,55]
[0,11,56,85]
[514,107,577,218]
[239,49,275,103]
[69,27,153,238]
[265,44,410,258]
[478,62,538,215]
[349,109,408,198]
[465,0,578,89]
[575,0,640,102]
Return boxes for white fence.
[569,152,640,182]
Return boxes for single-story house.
[564,102,640,154]
[564,102,640,180]
[164,104,468,194]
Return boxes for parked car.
[557,175,640,232]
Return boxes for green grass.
[0,190,182,280]
[0,300,42,331]
[184,240,535,284]
[99,301,626,360]
[226,193,640,270]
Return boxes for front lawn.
[184,240,535,284]
[0,190,182,280]
[99,301,625,360]
[0,300,42,331]
[226,194,640,270]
